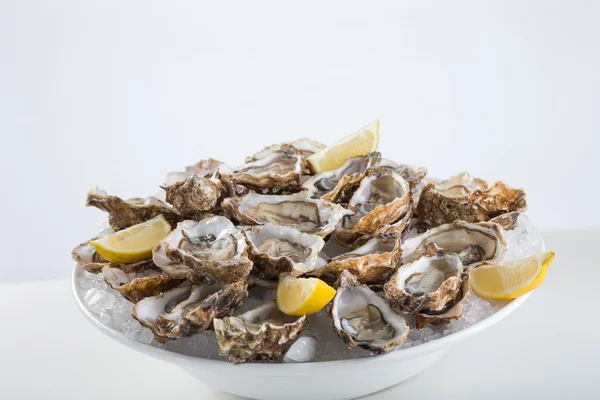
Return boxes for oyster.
[132,280,248,343]
[161,175,224,219]
[86,188,183,231]
[402,220,507,266]
[375,159,428,188]
[153,216,252,283]
[302,152,380,199]
[222,191,349,237]
[165,158,226,186]
[244,224,325,279]
[214,301,308,363]
[296,235,401,283]
[335,168,412,247]
[331,271,410,354]
[102,264,182,303]
[246,138,325,162]
[228,145,310,193]
[416,172,527,228]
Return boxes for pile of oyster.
[73,136,527,363]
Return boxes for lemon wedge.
[469,250,555,300]
[90,214,172,263]
[306,121,380,173]
[277,275,336,316]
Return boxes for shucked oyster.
[243,224,325,279]
[214,301,308,363]
[153,216,252,283]
[246,138,326,162]
[86,188,183,231]
[165,158,226,185]
[161,174,224,219]
[402,220,507,266]
[375,159,428,188]
[296,235,401,283]
[331,271,410,354]
[132,280,248,343]
[102,264,182,303]
[335,168,412,248]
[222,191,349,237]
[417,172,527,228]
[228,145,310,193]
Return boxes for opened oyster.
[243,224,325,279]
[86,188,183,231]
[222,191,349,237]
[331,271,410,354]
[402,220,507,266]
[417,172,527,228]
[153,216,252,283]
[335,168,412,247]
[102,264,182,303]
[375,159,428,188]
[132,280,248,343]
[214,301,308,363]
[227,145,310,193]
[297,235,401,283]
[246,138,325,161]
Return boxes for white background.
[1,0,598,282]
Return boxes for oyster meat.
[417,172,527,228]
[222,191,349,237]
[86,188,183,231]
[132,280,248,343]
[402,220,507,266]
[214,301,308,363]
[102,264,182,303]
[246,138,325,161]
[331,271,410,354]
[153,216,252,283]
[375,159,428,188]
[162,174,224,219]
[244,224,325,279]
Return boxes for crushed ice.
[75,214,545,362]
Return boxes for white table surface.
[1,230,597,399]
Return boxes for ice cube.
[283,336,319,363]
[84,288,116,314]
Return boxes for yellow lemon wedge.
[469,250,555,300]
[90,214,172,263]
[306,120,380,173]
[277,275,337,316]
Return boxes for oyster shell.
[86,188,183,231]
[102,264,182,303]
[297,235,401,283]
[416,172,527,228]
[302,152,381,199]
[132,280,248,343]
[228,145,310,193]
[335,168,412,247]
[214,301,308,363]
[331,271,410,354]
[243,224,325,279]
[152,216,252,283]
[246,138,325,162]
[161,175,224,219]
[413,271,470,329]
[402,220,507,266]
[375,159,428,188]
[222,191,349,237]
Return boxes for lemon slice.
[277,275,336,316]
[90,214,172,263]
[469,250,555,300]
[306,121,380,173]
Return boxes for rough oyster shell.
[222,191,349,237]
[302,152,381,199]
[335,168,412,248]
[331,271,410,354]
[416,172,527,228]
[132,280,248,343]
[243,224,325,279]
[86,188,183,231]
[102,264,182,303]
[214,301,308,363]
[413,271,470,329]
[246,138,326,162]
[384,252,464,314]
[402,220,507,267]
[228,145,310,193]
[162,175,224,219]
[152,216,252,283]
[375,159,428,188]
[297,235,401,283]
